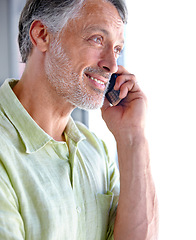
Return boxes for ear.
[29,20,50,52]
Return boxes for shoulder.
[75,121,109,159]
[0,110,25,156]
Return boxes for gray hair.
[18,0,128,63]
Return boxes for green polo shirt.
[0,79,120,240]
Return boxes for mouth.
[85,73,106,86]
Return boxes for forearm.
[114,133,158,240]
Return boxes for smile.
[86,74,105,85]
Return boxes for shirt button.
[76,206,81,214]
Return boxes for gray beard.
[45,38,110,110]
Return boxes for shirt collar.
[65,117,86,144]
[0,79,85,153]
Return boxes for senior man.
[0,0,158,239]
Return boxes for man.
[0,0,158,239]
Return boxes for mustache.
[84,67,112,80]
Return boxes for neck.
[13,67,76,142]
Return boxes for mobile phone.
[105,73,121,106]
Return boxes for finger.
[118,81,133,99]
[118,80,138,99]
[121,90,148,108]
[114,78,140,98]
[114,74,137,91]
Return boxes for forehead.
[82,1,123,26]
[70,0,124,39]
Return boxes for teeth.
[88,75,105,85]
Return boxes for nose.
[98,48,118,73]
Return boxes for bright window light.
[89,0,196,239]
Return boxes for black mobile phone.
[105,73,121,106]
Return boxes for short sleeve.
[0,163,25,240]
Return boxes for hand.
[101,65,147,140]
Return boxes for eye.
[114,46,123,56]
[89,35,103,45]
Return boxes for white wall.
[0,0,9,85]
[8,0,26,79]
[0,0,25,85]
[1,1,196,238]
[125,0,196,239]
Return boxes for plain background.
[1,0,196,239]
[90,0,196,239]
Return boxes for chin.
[75,97,104,111]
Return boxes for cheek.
[70,48,102,75]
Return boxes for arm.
[101,66,158,240]
[0,165,25,240]
[114,133,158,240]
